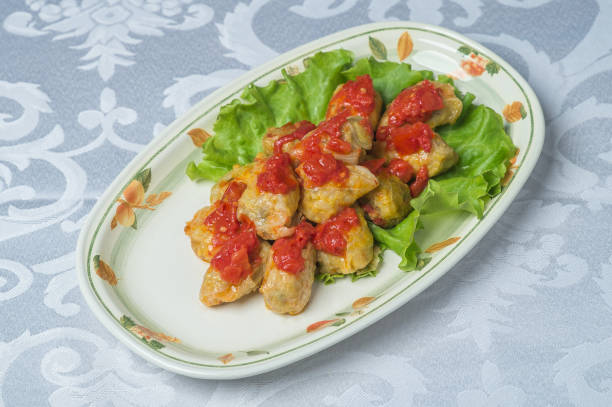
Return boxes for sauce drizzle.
[313,207,361,257]
[272,221,315,274]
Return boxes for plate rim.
[76,21,545,379]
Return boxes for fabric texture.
[1,0,611,405]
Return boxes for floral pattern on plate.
[111,168,172,230]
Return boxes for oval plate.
[76,22,544,379]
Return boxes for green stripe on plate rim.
[86,25,535,368]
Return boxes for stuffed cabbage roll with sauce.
[314,207,374,275]
[360,170,412,228]
[210,154,300,240]
[323,74,383,162]
[327,74,383,131]
[199,223,271,307]
[376,80,462,134]
[297,160,378,224]
[289,75,382,166]
[259,221,317,315]
[427,81,463,128]
[373,122,458,180]
[373,81,459,183]
[261,120,316,160]
[184,181,246,262]
[289,75,382,167]
[290,114,370,166]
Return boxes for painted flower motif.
[111,168,172,230]
[243,350,269,356]
[187,127,211,147]
[503,101,527,122]
[425,236,461,253]
[457,46,500,77]
[461,58,486,76]
[218,353,234,364]
[306,318,346,333]
[120,315,179,350]
[368,36,387,60]
[212,350,269,364]
[352,296,375,310]
[397,31,413,61]
[349,296,377,316]
[311,297,379,328]
[501,148,520,187]
[93,255,118,286]
[130,325,179,344]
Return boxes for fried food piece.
[185,181,246,262]
[298,164,378,224]
[314,207,374,275]
[261,120,316,160]
[184,205,217,262]
[200,241,270,307]
[427,82,463,128]
[291,75,383,166]
[260,222,317,315]
[326,74,383,130]
[376,80,462,132]
[373,132,458,178]
[290,115,373,166]
[210,157,300,240]
[360,172,412,228]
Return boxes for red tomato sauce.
[326,75,376,132]
[313,207,361,256]
[272,221,315,274]
[273,120,316,155]
[312,110,350,140]
[389,122,433,156]
[211,219,260,285]
[409,166,429,197]
[256,153,297,194]
[300,150,349,187]
[204,181,246,239]
[326,136,353,154]
[386,158,415,183]
[298,112,352,187]
[376,80,443,140]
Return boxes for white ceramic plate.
[76,22,544,379]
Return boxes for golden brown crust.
[200,241,271,307]
[317,207,374,275]
[259,243,316,315]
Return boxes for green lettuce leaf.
[365,87,515,271]
[411,176,489,218]
[187,49,354,180]
[437,104,516,195]
[369,211,422,271]
[341,57,434,104]
[317,246,383,285]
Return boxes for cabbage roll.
[360,172,412,228]
[259,221,317,315]
[314,207,374,275]
[200,236,271,307]
[298,164,378,224]
[210,154,300,240]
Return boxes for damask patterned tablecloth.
[1,1,612,406]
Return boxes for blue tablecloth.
[2,1,612,405]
